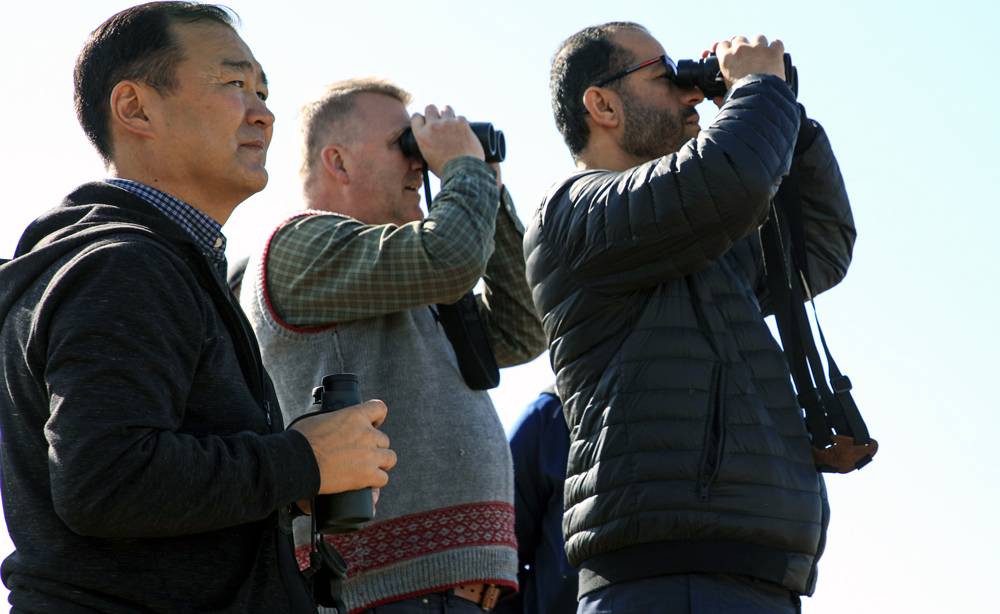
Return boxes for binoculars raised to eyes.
[675,53,798,98]
[398,122,506,163]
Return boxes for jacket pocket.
[698,363,728,501]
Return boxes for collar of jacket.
[0,182,278,430]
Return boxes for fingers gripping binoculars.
[310,374,374,534]
[398,122,507,163]
[675,53,798,98]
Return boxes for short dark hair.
[73,2,238,164]
[550,22,647,157]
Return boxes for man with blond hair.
[242,78,546,613]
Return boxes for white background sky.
[2,1,998,612]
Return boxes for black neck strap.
[422,166,500,390]
[762,167,875,471]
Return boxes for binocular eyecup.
[399,122,506,163]
[675,53,798,98]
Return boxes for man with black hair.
[0,3,395,612]
[524,23,855,612]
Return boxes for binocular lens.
[470,123,497,159]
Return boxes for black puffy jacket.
[523,75,855,598]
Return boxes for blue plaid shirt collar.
[106,179,228,274]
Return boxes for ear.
[582,86,621,130]
[109,80,155,140]
[320,144,350,185]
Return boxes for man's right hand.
[410,104,485,178]
[290,399,397,495]
[715,35,786,90]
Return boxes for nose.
[682,85,706,107]
[407,153,424,171]
[247,94,275,131]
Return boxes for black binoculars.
[309,374,374,534]
[675,53,798,98]
[399,122,506,163]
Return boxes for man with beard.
[523,23,856,613]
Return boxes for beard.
[620,94,695,161]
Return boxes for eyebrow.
[221,59,268,86]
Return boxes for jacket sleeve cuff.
[724,73,796,105]
[265,429,321,505]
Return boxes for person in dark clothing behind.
[0,3,396,612]
[495,387,577,614]
[228,255,250,295]
[524,24,855,613]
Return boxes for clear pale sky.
[2,1,998,612]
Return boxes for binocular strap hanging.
[421,165,501,391]
[301,509,349,611]
[762,168,877,473]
